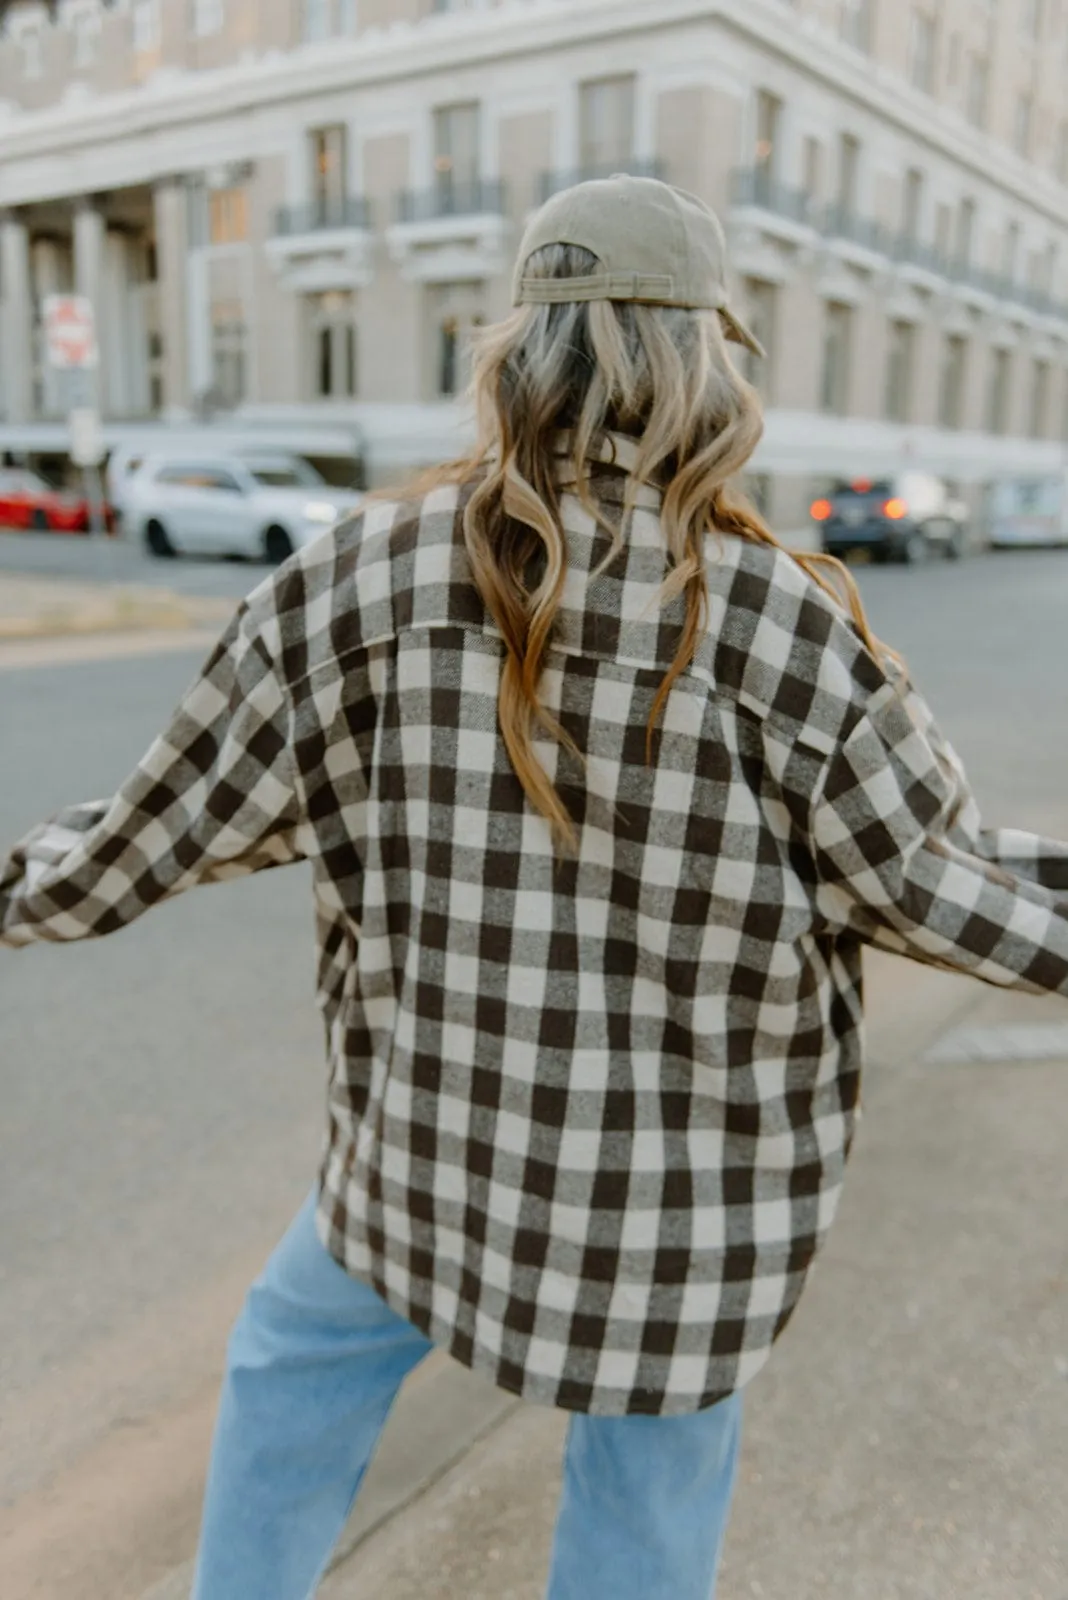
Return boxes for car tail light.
[883,498,909,520]
[851,479,873,494]
[810,498,833,522]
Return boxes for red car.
[0,468,106,534]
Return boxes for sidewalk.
[316,956,1068,1600]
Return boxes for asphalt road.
[0,529,266,601]
[1,542,1066,1597]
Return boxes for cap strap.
[518,270,680,304]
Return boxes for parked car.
[0,468,104,534]
[986,475,1068,548]
[811,473,968,564]
[105,423,367,531]
[124,454,364,562]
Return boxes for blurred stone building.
[0,0,1066,517]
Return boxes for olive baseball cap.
[512,173,765,357]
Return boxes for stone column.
[32,237,66,418]
[102,229,132,415]
[153,179,191,415]
[74,199,108,411]
[0,213,35,424]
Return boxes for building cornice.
[0,0,1065,232]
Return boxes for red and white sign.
[43,295,98,370]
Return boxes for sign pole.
[43,296,106,537]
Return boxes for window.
[1022,0,1044,38]
[938,335,967,429]
[738,279,777,392]
[802,137,822,209]
[434,102,481,193]
[303,0,354,39]
[1014,93,1034,157]
[836,133,861,216]
[1002,220,1020,279]
[156,463,241,489]
[955,198,976,267]
[840,0,872,52]
[884,320,916,422]
[438,316,459,397]
[1061,369,1068,442]
[310,126,348,226]
[202,469,243,493]
[578,76,636,174]
[1029,359,1050,435]
[934,202,952,261]
[820,303,853,414]
[318,325,357,397]
[131,0,160,52]
[10,16,44,78]
[909,10,937,93]
[966,53,990,128]
[62,0,103,67]
[308,291,357,399]
[945,31,961,87]
[242,458,320,487]
[193,0,225,37]
[210,305,246,408]
[304,0,331,40]
[754,90,783,185]
[208,187,248,245]
[899,169,923,244]
[428,285,485,399]
[1056,121,1068,183]
[148,331,163,412]
[1043,241,1059,294]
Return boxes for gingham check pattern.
[4,441,1068,1415]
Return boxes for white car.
[125,453,363,562]
[986,475,1068,548]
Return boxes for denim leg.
[192,1190,433,1600]
[546,1391,744,1600]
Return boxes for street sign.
[43,295,98,371]
[69,407,105,468]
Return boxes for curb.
[0,588,234,643]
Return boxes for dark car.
[811,473,968,564]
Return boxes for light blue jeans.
[192,1191,743,1600]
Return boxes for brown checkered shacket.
[4,440,1068,1414]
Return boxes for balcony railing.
[273,197,372,236]
[822,202,897,257]
[538,157,665,205]
[730,167,818,227]
[731,166,1068,323]
[394,178,506,224]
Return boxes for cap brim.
[719,307,765,360]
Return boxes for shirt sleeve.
[809,670,1068,997]
[890,668,1068,895]
[1,604,307,950]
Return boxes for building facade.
[0,0,1066,518]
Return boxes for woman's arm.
[892,667,1068,894]
[810,678,1068,996]
[1,604,307,950]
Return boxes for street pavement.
[0,529,264,602]
[1,546,1066,1598]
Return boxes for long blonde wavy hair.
[406,244,888,851]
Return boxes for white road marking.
[926,1023,1068,1064]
